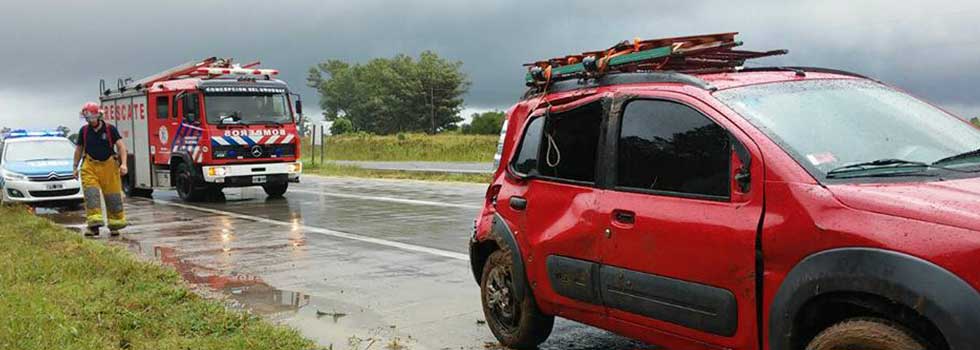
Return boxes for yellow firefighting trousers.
[81,156,127,230]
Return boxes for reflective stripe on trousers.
[81,156,126,230]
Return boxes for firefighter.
[72,102,128,237]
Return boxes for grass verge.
[0,205,318,350]
[304,162,491,183]
[302,133,497,162]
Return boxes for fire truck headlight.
[288,162,302,174]
[207,167,229,177]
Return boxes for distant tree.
[307,51,469,134]
[462,111,506,135]
[971,117,980,127]
[330,116,354,135]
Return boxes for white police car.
[0,130,83,207]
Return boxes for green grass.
[304,161,491,183]
[0,205,319,350]
[302,133,498,162]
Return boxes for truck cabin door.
[150,94,174,165]
[595,92,764,349]
[172,92,203,164]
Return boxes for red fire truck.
[99,57,303,201]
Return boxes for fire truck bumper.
[201,162,301,186]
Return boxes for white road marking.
[288,189,482,209]
[147,198,470,261]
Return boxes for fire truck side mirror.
[295,100,303,115]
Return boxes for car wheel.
[481,249,554,349]
[806,318,927,350]
[175,163,204,202]
[262,182,288,198]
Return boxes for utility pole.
[429,85,436,134]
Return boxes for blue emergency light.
[2,129,66,139]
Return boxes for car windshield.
[205,93,291,125]
[4,139,76,162]
[714,79,980,179]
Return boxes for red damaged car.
[470,33,980,350]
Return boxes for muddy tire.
[480,249,553,349]
[806,318,927,350]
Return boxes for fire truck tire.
[122,174,152,198]
[175,162,205,202]
[262,183,288,198]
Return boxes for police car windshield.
[4,139,75,162]
[205,93,291,125]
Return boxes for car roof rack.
[100,57,280,96]
[524,32,787,91]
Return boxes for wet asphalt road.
[43,175,646,350]
[332,160,494,174]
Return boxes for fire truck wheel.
[175,162,205,202]
[262,183,288,198]
[122,173,152,198]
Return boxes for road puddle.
[126,243,416,349]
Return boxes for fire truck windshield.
[204,93,291,125]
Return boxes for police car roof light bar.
[3,129,66,139]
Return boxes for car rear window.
[538,102,603,183]
[511,117,544,175]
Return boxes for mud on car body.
[470,33,980,350]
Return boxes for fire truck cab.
[99,57,303,201]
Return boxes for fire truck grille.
[213,144,296,159]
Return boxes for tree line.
[307,51,474,135]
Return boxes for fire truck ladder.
[101,57,279,96]
[524,32,787,88]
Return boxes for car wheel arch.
[769,247,980,350]
[470,213,528,301]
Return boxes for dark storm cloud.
[1,0,979,127]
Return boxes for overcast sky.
[1,0,978,129]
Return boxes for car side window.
[511,117,544,175]
[538,102,603,183]
[156,96,170,119]
[617,99,731,199]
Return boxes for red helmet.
[81,102,100,117]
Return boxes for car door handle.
[613,210,635,224]
[509,196,528,210]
